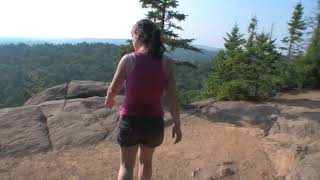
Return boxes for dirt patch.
[0,114,280,180]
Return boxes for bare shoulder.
[119,53,132,65]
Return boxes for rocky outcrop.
[190,92,320,180]
[2,81,320,180]
[67,80,110,99]
[189,100,279,133]
[43,96,123,150]
[24,80,111,106]
[24,83,67,105]
[0,106,51,157]
[1,81,123,156]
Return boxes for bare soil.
[0,114,281,180]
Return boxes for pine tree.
[140,0,200,52]
[120,0,200,56]
[203,18,283,100]
[252,33,282,97]
[223,24,245,58]
[303,0,320,88]
[282,2,307,59]
[247,16,258,49]
[202,25,247,99]
[245,16,258,64]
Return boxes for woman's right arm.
[165,58,182,144]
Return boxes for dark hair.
[132,19,166,58]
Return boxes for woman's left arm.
[105,54,129,109]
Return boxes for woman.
[105,19,182,180]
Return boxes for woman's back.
[120,51,167,118]
[105,18,181,180]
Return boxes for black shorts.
[116,115,164,148]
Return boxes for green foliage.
[140,0,200,52]
[24,68,46,97]
[176,61,211,105]
[289,3,320,89]
[0,43,120,108]
[216,80,253,100]
[121,0,201,55]
[282,2,307,59]
[0,43,212,108]
[202,18,284,101]
[120,40,134,57]
[224,24,245,58]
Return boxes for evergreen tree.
[121,0,200,55]
[140,0,200,52]
[251,33,282,97]
[203,19,283,100]
[301,0,320,88]
[223,24,246,58]
[245,16,258,64]
[202,24,247,99]
[282,2,307,59]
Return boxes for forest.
[0,0,319,108]
[0,43,210,108]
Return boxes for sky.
[0,0,316,48]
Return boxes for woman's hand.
[104,96,115,109]
[172,123,182,144]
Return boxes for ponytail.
[133,19,166,59]
[150,28,165,58]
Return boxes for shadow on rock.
[187,100,280,133]
[269,99,320,109]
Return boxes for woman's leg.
[138,144,155,180]
[118,145,139,180]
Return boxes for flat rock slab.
[44,96,124,150]
[24,83,67,105]
[23,80,115,106]
[67,80,108,99]
[47,111,107,150]
[0,106,50,157]
[287,153,320,180]
[190,100,279,131]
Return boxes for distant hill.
[0,37,128,46]
[166,48,218,62]
[0,43,213,108]
[0,37,220,62]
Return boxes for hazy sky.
[0,0,315,48]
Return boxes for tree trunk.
[288,40,293,59]
[161,4,166,32]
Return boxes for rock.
[219,167,235,177]
[206,177,216,180]
[308,140,320,154]
[38,99,65,117]
[217,161,236,177]
[24,83,67,105]
[299,112,320,122]
[191,100,279,132]
[269,116,320,140]
[24,80,118,106]
[287,153,320,180]
[1,92,125,155]
[44,96,124,150]
[47,111,107,150]
[0,106,50,156]
[191,168,200,177]
[67,80,109,99]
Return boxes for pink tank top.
[119,51,167,118]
